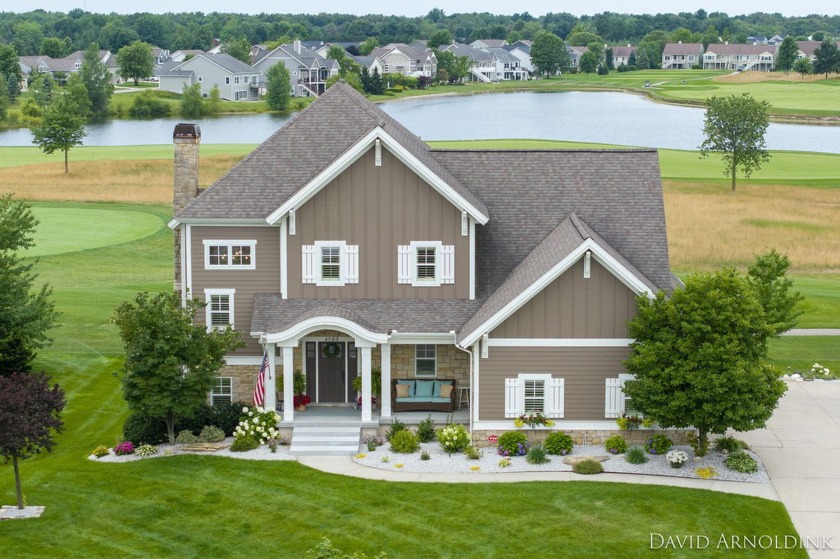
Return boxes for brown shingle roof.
[177,82,487,220]
[663,43,704,55]
[704,43,777,55]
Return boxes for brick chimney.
[173,123,200,294]
[173,123,201,213]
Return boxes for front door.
[318,342,345,402]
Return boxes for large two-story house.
[169,82,676,448]
[661,42,704,69]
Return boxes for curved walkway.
[740,381,840,556]
[297,455,778,499]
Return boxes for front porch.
[288,404,469,427]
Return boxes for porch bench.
[391,379,456,413]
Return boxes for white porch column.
[360,345,372,422]
[380,343,391,419]
[264,343,277,411]
[282,346,294,422]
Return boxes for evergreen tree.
[776,37,798,75]
[79,43,113,117]
[636,48,651,69]
[813,39,840,79]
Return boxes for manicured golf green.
[0,202,806,557]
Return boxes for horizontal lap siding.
[191,226,280,355]
[479,347,630,420]
[287,147,468,299]
[491,258,637,338]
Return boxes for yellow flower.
[394,463,404,468]
[355,453,367,459]
[470,465,481,471]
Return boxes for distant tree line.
[0,9,838,56]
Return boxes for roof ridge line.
[568,213,591,240]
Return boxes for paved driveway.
[741,381,840,556]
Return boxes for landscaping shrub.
[233,405,280,445]
[497,431,529,456]
[437,424,470,455]
[230,434,259,452]
[573,459,603,475]
[130,90,171,118]
[725,451,758,473]
[417,415,436,442]
[175,430,198,444]
[123,412,168,445]
[604,435,627,454]
[364,435,384,452]
[92,445,110,458]
[113,441,135,456]
[625,445,648,464]
[645,434,672,455]
[123,402,247,445]
[526,444,550,465]
[198,425,225,443]
[544,431,574,455]
[714,436,745,453]
[385,418,407,441]
[135,443,157,457]
[420,450,431,461]
[464,445,482,460]
[389,430,419,453]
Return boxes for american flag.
[253,351,268,406]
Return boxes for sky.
[7,1,837,17]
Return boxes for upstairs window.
[205,289,235,330]
[204,240,256,270]
[302,241,359,286]
[398,241,454,287]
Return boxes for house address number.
[323,337,340,342]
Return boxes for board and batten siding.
[490,258,637,339]
[479,347,631,421]
[287,146,469,299]
[190,225,280,354]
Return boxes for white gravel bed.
[352,442,769,483]
[88,437,295,463]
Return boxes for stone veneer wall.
[390,344,469,387]
[470,429,693,448]
[217,364,260,404]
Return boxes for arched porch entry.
[260,314,389,423]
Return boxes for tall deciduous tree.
[579,50,600,73]
[0,195,59,376]
[116,41,154,86]
[776,37,798,75]
[31,93,87,174]
[265,62,291,110]
[0,372,65,509]
[112,291,243,445]
[0,45,22,101]
[700,93,771,192]
[180,83,205,118]
[79,43,113,117]
[530,32,568,76]
[223,37,252,64]
[793,57,812,77]
[624,268,787,452]
[813,38,840,79]
[435,49,470,83]
[747,250,804,336]
[427,29,453,50]
[359,37,379,55]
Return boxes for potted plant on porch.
[279,370,309,412]
[351,367,381,410]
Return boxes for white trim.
[410,240,443,287]
[380,343,391,418]
[265,127,489,225]
[263,316,388,347]
[461,210,468,236]
[472,342,480,421]
[414,344,437,378]
[374,138,382,167]
[387,333,453,344]
[459,238,654,347]
[481,333,489,358]
[203,239,257,270]
[280,219,287,299]
[474,420,622,431]
[204,288,235,330]
[179,225,187,306]
[185,225,193,297]
[583,250,591,279]
[168,218,268,229]
[210,377,233,406]
[469,218,475,300]
[223,355,263,366]
[487,338,633,347]
[288,209,295,235]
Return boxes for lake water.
[1,91,837,154]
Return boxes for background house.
[251,41,339,97]
[157,53,260,100]
[703,43,776,71]
[661,42,704,69]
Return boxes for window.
[203,240,256,270]
[198,76,203,82]
[397,242,454,286]
[505,374,564,419]
[605,374,637,418]
[225,76,230,84]
[205,289,235,330]
[211,377,232,406]
[415,345,436,377]
[302,241,359,286]
[234,76,239,84]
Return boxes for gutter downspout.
[454,333,474,443]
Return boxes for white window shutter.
[547,378,564,418]
[619,373,636,416]
[302,245,316,284]
[397,245,412,284]
[441,245,455,284]
[605,377,622,418]
[504,377,521,418]
[343,245,359,284]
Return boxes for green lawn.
[0,145,257,168]
[768,336,840,376]
[0,202,805,557]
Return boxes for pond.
[1,91,837,154]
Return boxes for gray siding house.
[169,82,676,447]
[157,53,260,100]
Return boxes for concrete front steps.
[290,424,362,456]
